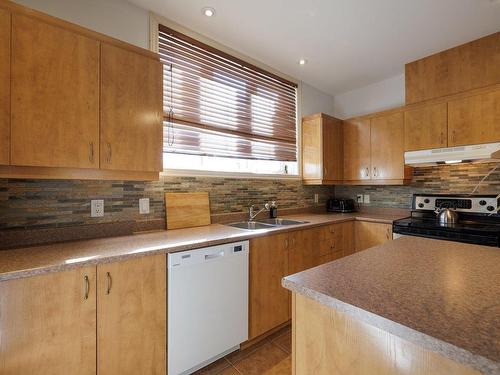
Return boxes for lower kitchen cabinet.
[97,254,166,375]
[355,221,393,252]
[0,254,166,375]
[249,232,290,339]
[0,266,97,375]
[249,222,356,340]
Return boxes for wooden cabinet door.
[289,229,319,274]
[100,43,163,172]
[343,118,371,181]
[0,8,9,165]
[448,88,500,146]
[322,116,343,182]
[301,116,322,180]
[0,267,97,375]
[341,221,355,257]
[355,221,392,252]
[370,112,405,180]
[249,233,290,339]
[404,103,448,151]
[97,254,166,375]
[11,14,99,168]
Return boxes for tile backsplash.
[336,162,500,208]
[0,176,333,231]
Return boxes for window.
[158,25,298,176]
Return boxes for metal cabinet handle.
[107,143,112,163]
[106,272,112,295]
[373,167,377,178]
[365,167,369,178]
[291,238,295,246]
[84,275,90,300]
[284,239,289,248]
[440,132,445,145]
[88,142,94,163]
[323,167,327,177]
[386,228,391,240]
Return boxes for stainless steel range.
[393,194,500,247]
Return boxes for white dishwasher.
[167,241,249,375]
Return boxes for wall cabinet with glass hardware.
[343,111,412,185]
[0,254,166,375]
[0,0,162,180]
[249,221,355,340]
[302,113,343,185]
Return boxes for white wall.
[333,73,405,119]
[13,0,149,48]
[300,83,335,117]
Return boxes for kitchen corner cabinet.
[11,14,100,169]
[404,102,448,151]
[302,113,343,185]
[344,112,412,185]
[0,254,166,375]
[355,221,392,252]
[100,43,163,172]
[448,88,500,146]
[0,8,10,165]
[98,254,166,375]
[0,266,97,375]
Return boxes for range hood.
[405,142,500,166]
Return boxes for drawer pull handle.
[88,142,94,163]
[106,272,112,295]
[205,251,224,260]
[84,275,90,300]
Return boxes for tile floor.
[194,325,292,375]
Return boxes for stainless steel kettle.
[435,207,459,225]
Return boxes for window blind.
[158,25,298,161]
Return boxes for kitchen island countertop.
[282,236,500,375]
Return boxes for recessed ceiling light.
[298,59,307,65]
[202,7,216,17]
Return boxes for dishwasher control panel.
[168,241,249,268]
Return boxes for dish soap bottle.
[269,201,278,218]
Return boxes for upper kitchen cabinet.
[344,111,412,185]
[448,87,500,146]
[100,43,163,173]
[371,112,407,180]
[404,102,448,151]
[302,113,343,185]
[343,118,371,181]
[0,8,9,166]
[10,14,100,169]
[405,32,500,104]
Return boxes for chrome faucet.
[248,203,270,221]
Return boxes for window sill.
[161,169,301,180]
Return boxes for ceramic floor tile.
[225,338,269,365]
[232,342,289,375]
[271,331,292,354]
[218,366,241,375]
[262,356,291,375]
[193,357,232,374]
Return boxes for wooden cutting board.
[165,192,211,230]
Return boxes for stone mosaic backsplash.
[336,162,500,208]
[0,176,333,230]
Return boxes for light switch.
[364,194,370,204]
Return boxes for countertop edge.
[282,277,500,375]
[0,213,400,282]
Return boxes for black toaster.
[327,198,356,213]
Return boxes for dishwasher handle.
[205,251,225,260]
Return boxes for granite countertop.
[0,212,403,282]
[282,236,500,375]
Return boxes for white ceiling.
[128,0,500,96]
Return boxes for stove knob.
[424,199,430,204]
[487,206,495,212]
[479,200,487,206]
[418,203,424,208]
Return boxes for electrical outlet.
[364,194,370,204]
[139,198,150,214]
[91,199,104,218]
[314,194,319,204]
[356,194,364,204]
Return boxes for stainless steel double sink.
[227,218,308,230]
